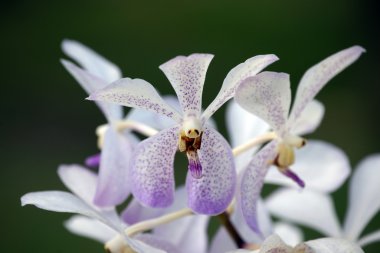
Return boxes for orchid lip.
[187,150,203,179]
[281,167,305,188]
[84,153,101,168]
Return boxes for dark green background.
[1,0,379,252]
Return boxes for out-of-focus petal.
[273,222,303,247]
[259,234,293,253]
[240,141,277,235]
[94,127,132,207]
[64,215,117,243]
[202,54,279,123]
[159,54,213,118]
[302,238,364,253]
[61,60,122,120]
[357,229,380,247]
[289,46,365,125]
[62,39,122,83]
[121,198,165,225]
[291,100,325,136]
[88,78,182,123]
[266,188,342,237]
[209,228,236,253]
[131,126,179,208]
[186,126,236,215]
[235,72,291,134]
[343,154,380,241]
[265,140,350,193]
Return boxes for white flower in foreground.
[234,46,365,234]
[266,154,380,249]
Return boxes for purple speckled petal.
[290,99,325,136]
[240,141,277,235]
[235,72,291,135]
[131,125,179,208]
[288,46,365,127]
[93,127,132,207]
[186,126,236,215]
[88,78,182,123]
[159,54,214,118]
[61,60,123,121]
[85,153,101,168]
[202,54,279,123]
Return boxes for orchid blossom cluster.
[21,40,380,253]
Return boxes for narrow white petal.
[343,154,380,240]
[235,72,291,134]
[303,238,364,253]
[273,222,303,247]
[62,39,121,83]
[202,54,279,122]
[289,46,365,126]
[291,100,325,136]
[357,230,380,247]
[88,78,182,123]
[266,189,342,237]
[265,140,350,193]
[159,54,214,118]
[61,60,123,120]
[64,215,117,243]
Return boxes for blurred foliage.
[1,0,379,252]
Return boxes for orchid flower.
[266,154,380,250]
[233,46,365,233]
[21,164,209,253]
[88,53,278,215]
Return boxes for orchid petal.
[62,39,121,83]
[240,141,278,234]
[265,140,350,193]
[259,234,293,253]
[61,60,123,120]
[121,198,165,225]
[343,154,380,241]
[64,215,117,243]
[135,234,183,253]
[159,54,213,118]
[186,126,236,215]
[289,46,365,125]
[357,229,380,247]
[266,188,342,237]
[273,222,303,247]
[88,78,182,123]
[291,100,325,136]
[235,72,291,134]
[94,127,132,207]
[131,126,179,208]
[302,238,364,253]
[209,228,236,253]
[202,54,279,122]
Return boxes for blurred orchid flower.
[88,53,278,215]
[266,154,380,249]
[21,165,209,253]
[234,46,364,233]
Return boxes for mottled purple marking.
[84,153,101,168]
[281,168,305,188]
[187,151,203,179]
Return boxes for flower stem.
[232,131,276,156]
[218,212,246,248]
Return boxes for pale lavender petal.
[85,153,100,168]
[88,78,182,123]
[121,198,165,225]
[240,141,277,234]
[131,126,179,208]
[93,127,132,207]
[343,154,380,241]
[135,234,184,253]
[209,228,236,253]
[64,215,117,243]
[235,72,291,134]
[159,54,213,118]
[62,39,122,83]
[273,222,303,247]
[202,54,279,122]
[266,188,342,237]
[357,229,380,247]
[186,126,236,215]
[289,46,365,126]
[291,100,325,136]
[265,140,350,192]
[61,60,123,120]
[303,238,364,253]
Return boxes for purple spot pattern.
[131,125,179,208]
[289,46,365,126]
[89,78,182,123]
[236,72,291,135]
[240,141,277,234]
[186,126,236,215]
[202,54,279,123]
[159,54,214,118]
